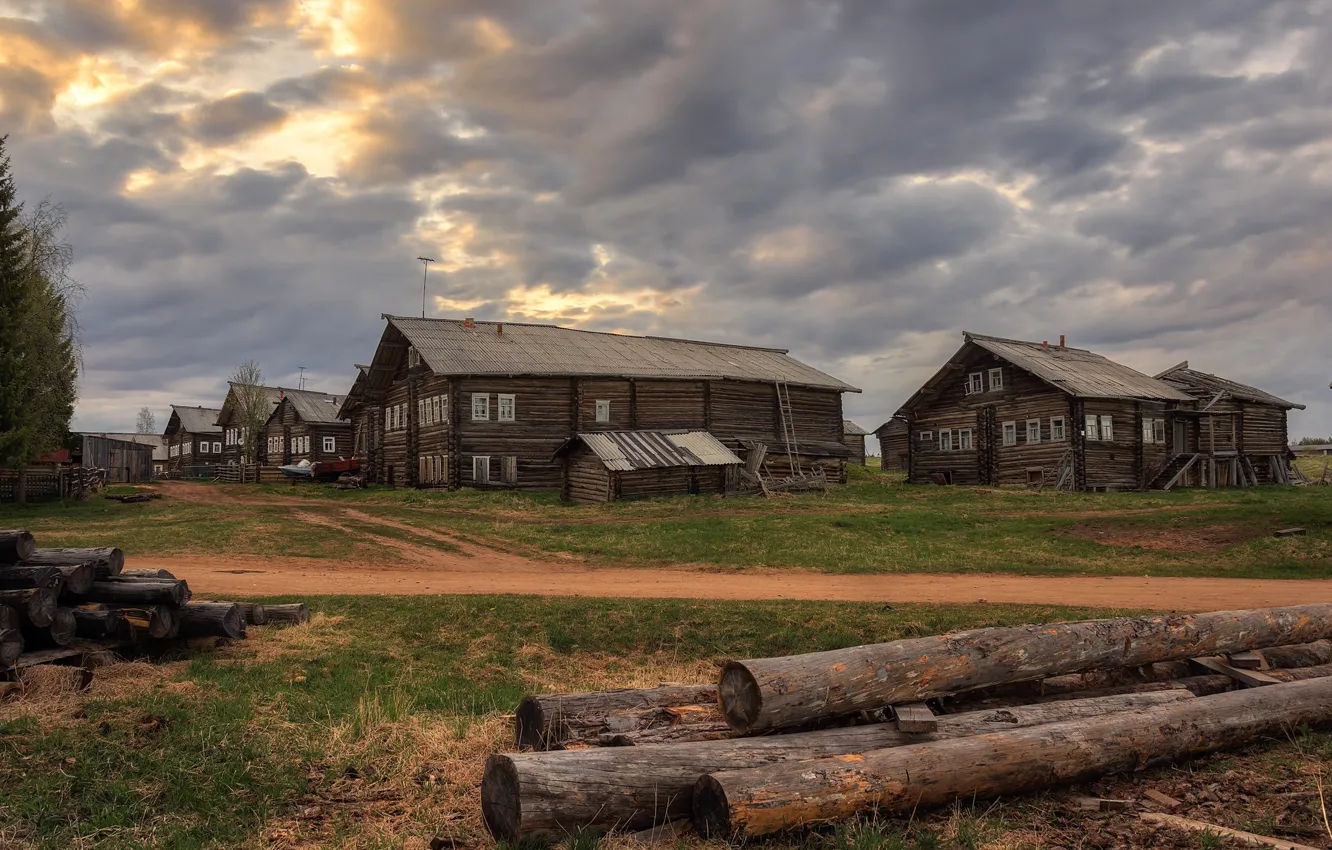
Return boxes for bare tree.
[135,407,157,434]
[228,360,267,464]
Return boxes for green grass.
[2,471,1330,578]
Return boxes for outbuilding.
[553,430,742,503]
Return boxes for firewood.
[515,684,717,750]
[692,677,1332,839]
[177,603,245,639]
[0,586,59,628]
[481,690,1194,840]
[719,604,1332,732]
[262,603,309,626]
[73,578,190,607]
[0,529,36,563]
[22,547,124,576]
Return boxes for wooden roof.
[166,406,223,435]
[1154,362,1304,410]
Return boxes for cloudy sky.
[3,0,1330,443]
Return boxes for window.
[384,408,391,432]
[1085,414,1100,441]
[966,372,983,395]
[183,441,192,455]
[1100,415,1114,441]
[473,455,490,484]
[418,399,426,425]
[407,347,420,367]
[501,456,518,485]
[958,428,973,450]
[497,394,516,422]
[472,394,490,421]
[440,394,450,424]
[1026,419,1041,444]
[1051,417,1066,441]
[323,436,336,454]
[1002,421,1017,447]
[918,431,933,442]
[212,441,222,454]
[939,429,952,451]
[1153,418,1166,444]
[988,369,1004,391]
[595,399,610,423]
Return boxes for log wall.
[564,449,611,503]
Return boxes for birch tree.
[229,360,267,464]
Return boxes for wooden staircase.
[1148,453,1200,490]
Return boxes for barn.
[842,421,869,466]
[553,430,742,503]
[339,316,858,494]
[75,433,163,482]
[874,417,909,471]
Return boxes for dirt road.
[149,482,1332,611]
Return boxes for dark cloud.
[187,92,287,143]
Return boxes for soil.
[1057,521,1265,552]
[145,482,1332,611]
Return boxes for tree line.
[0,136,80,504]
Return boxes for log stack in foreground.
[483,605,1332,842]
[0,528,309,688]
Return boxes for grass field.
[2,596,1329,849]
[3,467,1330,579]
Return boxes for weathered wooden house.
[163,406,223,471]
[74,433,163,482]
[874,417,909,470]
[1154,362,1305,486]
[263,389,352,465]
[842,421,869,466]
[553,430,742,503]
[216,384,285,465]
[339,316,858,493]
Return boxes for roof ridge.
[385,314,790,354]
[963,330,1096,355]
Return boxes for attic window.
[966,373,983,395]
[988,369,1004,391]
[407,347,421,368]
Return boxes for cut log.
[263,602,310,626]
[72,606,127,640]
[73,578,190,607]
[177,603,245,639]
[22,547,124,576]
[0,586,59,628]
[0,529,36,563]
[598,705,733,747]
[1254,640,1332,669]
[1265,662,1332,682]
[121,568,176,579]
[21,608,77,648]
[113,605,177,640]
[515,684,717,750]
[481,690,1194,840]
[237,603,267,626]
[692,676,1332,839]
[719,604,1332,732]
[1140,812,1322,850]
[0,622,21,667]
[0,564,62,591]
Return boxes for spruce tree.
[0,135,36,488]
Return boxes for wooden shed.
[339,316,858,492]
[264,388,352,466]
[842,421,869,466]
[75,433,162,483]
[554,430,742,503]
[163,406,223,472]
[874,417,909,470]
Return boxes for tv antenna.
[417,256,436,317]
[297,366,307,390]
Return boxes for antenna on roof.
[297,366,306,391]
[417,257,436,318]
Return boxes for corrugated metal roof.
[169,406,223,435]
[1155,362,1304,410]
[965,332,1192,401]
[842,420,869,436]
[561,430,742,471]
[280,388,347,423]
[386,316,859,392]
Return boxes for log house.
[263,389,352,466]
[339,316,858,494]
[162,406,223,471]
[842,421,868,466]
[874,417,909,471]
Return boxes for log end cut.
[514,697,548,750]
[718,661,762,733]
[691,774,732,839]
[481,754,522,840]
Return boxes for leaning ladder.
[775,380,803,477]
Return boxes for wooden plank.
[1076,796,1131,811]
[1162,453,1199,491]
[1273,528,1306,537]
[1140,813,1322,850]
[1188,656,1282,687]
[1142,789,1183,810]
[893,702,937,733]
[1227,650,1269,670]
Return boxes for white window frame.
[497,393,516,422]
[183,441,192,455]
[1051,416,1066,442]
[407,347,420,368]
[472,394,490,421]
[473,455,490,484]
[323,436,336,454]
[418,399,426,425]
[958,428,973,450]
[1026,419,1041,444]
[212,441,222,454]
[1002,421,1017,447]
[384,408,391,432]
[1153,418,1166,445]
[595,399,610,423]
[1100,415,1114,442]
[918,431,933,442]
[939,429,952,452]
[966,372,983,395]
[988,368,1004,391]
[441,394,449,424]
[1085,414,1100,441]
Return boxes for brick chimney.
[463,317,475,329]
[497,322,503,337]
[1042,340,1049,349]
[1059,334,1066,349]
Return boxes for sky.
[2,0,1330,447]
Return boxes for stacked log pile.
[482,604,1332,842]
[0,528,310,688]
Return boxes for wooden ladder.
[774,380,803,477]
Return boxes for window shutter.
[502,456,517,484]
[473,456,490,484]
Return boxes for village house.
[215,384,285,465]
[874,417,909,471]
[163,405,224,472]
[339,316,858,495]
[842,421,869,466]
[263,388,352,466]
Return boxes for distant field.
[2,467,1330,580]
